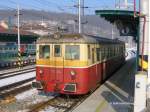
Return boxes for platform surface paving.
[72,58,136,112]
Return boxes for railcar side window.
[88,45,90,59]
[106,47,108,58]
[92,48,95,63]
[54,45,61,57]
[65,45,80,60]
[39,45,50,59]
[96,48,100,61]
[103,47,106,58]
[101,47,104,60]
[113,46,115,56]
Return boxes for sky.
[0,0,138,14]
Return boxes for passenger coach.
[32,33,125,94]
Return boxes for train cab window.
[39,45,50,59]
[65,45,80,60]
[54,45,61,57]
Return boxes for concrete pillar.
[138,0,149,72]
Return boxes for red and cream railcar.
[32,33,125,95]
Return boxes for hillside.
[0,9,119,38]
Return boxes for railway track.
[0,69,100,112]
[0,84,32,104]
[0,68,35,80]
[28,92,92,112]
[28,84,101,112]
[0,65,35,75]
[0,77,35,92]
[0,70,35,103]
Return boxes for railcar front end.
[34,44,92,94]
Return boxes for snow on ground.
[17,109,29,112]
[2,88,56,112]
[15,89,55,103]
[39,106,57,112]
[18,92,54,105]
[0,72,35,87]
[126,48,137,60]
[16,88,54,105]
[15,88,55,108]
[15,89,38,100]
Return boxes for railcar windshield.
[39,45,50,59]
[65,45,80,60]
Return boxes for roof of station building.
[95,10,139,37]
[0,26,39,43]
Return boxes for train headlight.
[39,69,43,74]
[70,70,76,76]
[70,70,76,80]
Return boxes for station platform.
[72,57,136,112]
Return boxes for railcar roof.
[36,33,124,44]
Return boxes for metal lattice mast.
[78,0,81,33]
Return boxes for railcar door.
[52,44,64,82]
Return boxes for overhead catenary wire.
[0,0,98,15]
[0,4,16,10]
[0,0,114,15]
[0,0,42,11]
[33,0,67,13]
[6,0,60,12]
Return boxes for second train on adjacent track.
[32,33,125,95]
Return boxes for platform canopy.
[95,10,139,38]
[0,26,39,43]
